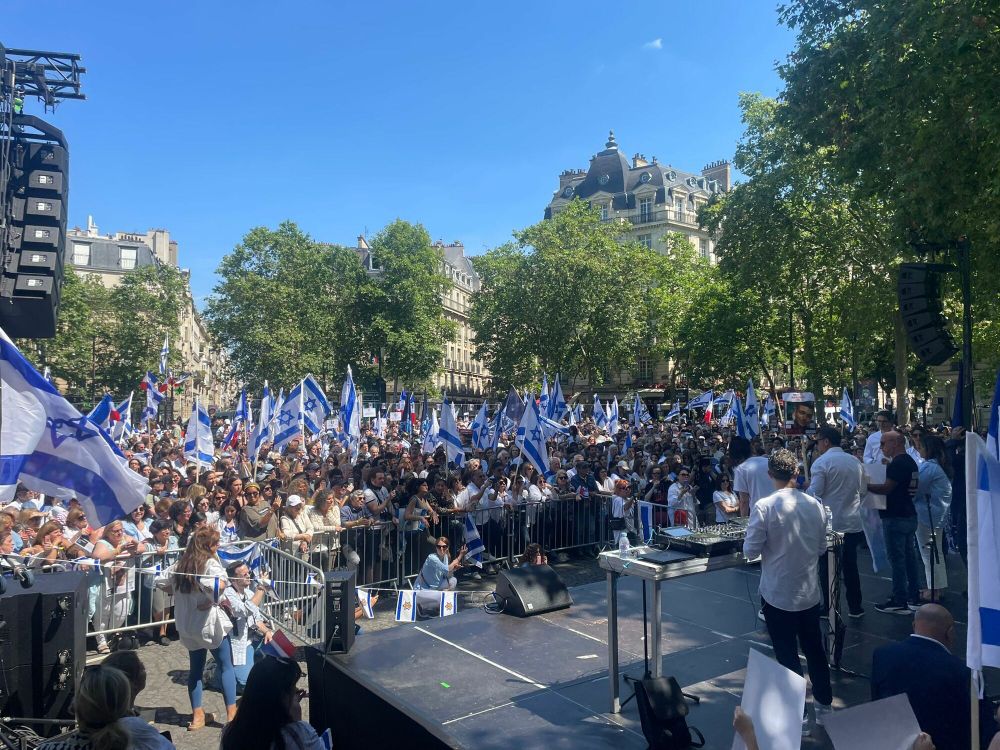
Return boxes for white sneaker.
[814,702,834,726]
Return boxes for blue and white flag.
[462,512,484,568]
[733,396,749,439]
[633,394,652,427]
[664,401,680,421]
[112,393,134,442]
[744,379,760,439]
[762,395,776,429]
[223,388,249,447]
[687,389,713,410]
[159,334,169,376]
[840,387,856,432]
[141,372,164,424]
[272,381,304,452]
[573,403,583,424]
[985,370,999,460]
[501,387,525,433]
[539,373,550,417]
[713,389,735,407]
[593,394,608,429]
[249,381,272,459]
[303,374,332,434]
[548,375,567,420]
[422,409,441,454]
[516,394,553,479]
[217,541,265,572]
[438,394,465,469]
[357,588,375,619]
[471,400,490,451]
[608,396,620,436]
[42,365,51,382]
[488,405,503,451]
[439,591,458,618]
[184,399,215,468]
[395,591,417,622]
[966,426,1000,683]
[0,331,147,525]
[88,393,118,431]
[539,413,571,438]
[374,410,387,439]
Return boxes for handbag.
[609,516,627,532]
[634,676,704,750]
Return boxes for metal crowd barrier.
[255,542,326,648]
[84,551,179,643]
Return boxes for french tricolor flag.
[261,629,297,660]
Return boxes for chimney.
[87,215,99,237]
[357,234,369,250]
[632,153,649,168]
[701,160,732,192]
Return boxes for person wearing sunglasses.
[415,536,466,591]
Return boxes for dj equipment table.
[598,547,746,713]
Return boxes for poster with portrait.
[782,392,816,435]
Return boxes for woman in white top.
[712,475,741,523]
[220,657,323,750]
[159,526,236,730]
[279,495,315,558]
[215,499,241,544]
[595,467,616,494]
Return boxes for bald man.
[872,604,998,750]
[868,430,921,613]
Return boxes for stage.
[308,561,954,749]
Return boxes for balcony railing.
[601,208,699,226]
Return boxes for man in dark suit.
[872,604,998,750]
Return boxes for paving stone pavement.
[89,554,606,750]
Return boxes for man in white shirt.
[731,438,772,516]
[864,409,922,465]
[743,449,833,725]
[809,425,866,617]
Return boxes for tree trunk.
[893,310,909,425]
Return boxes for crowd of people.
[3,394,994,748]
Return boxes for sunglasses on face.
[436,544,448,549]
[246,491,260,497]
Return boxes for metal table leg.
[607,569,620,713]
[651,579,662,678]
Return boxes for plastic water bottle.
[618,534,630,558]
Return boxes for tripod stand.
[924,494,940,602]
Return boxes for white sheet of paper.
[731,649,807,750]
[862,463,887,510]
[823,694,921,750]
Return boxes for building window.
[674,194,684,213]
[72,243,90,266]
[599,202,609,221]
[699,238,709,258]
[638,233,653,250]
[639,196,653,222]
[637,358,653,381]
[120,247,137,270]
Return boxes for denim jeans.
[882,515,920,604]
[188,637,237,709]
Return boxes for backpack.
[634,676,705,750]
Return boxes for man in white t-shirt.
[864,410,922,465]
[731,437,772,516]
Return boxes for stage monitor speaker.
[495,565,572,617]
[323,570,355,654]
[897,263,958,366]
[0,571,87,736]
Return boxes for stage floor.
[327,560,975,749]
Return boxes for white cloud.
[642,38,663,51]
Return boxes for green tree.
[362,220,456,391]
[205,222,371,392]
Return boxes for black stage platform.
[310,560,975,749]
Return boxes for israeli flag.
[223,388,249,447]
[249,381,272,459]
[548,374,567,420]
[395,590,417,622]
[633,394,652,427]
[0,331,147,526]
[273,381,304,452]
[516,395,553,480]
[609,396,620,436]
[374,410,387,439]
[111,393,133,442]
[462,512,484,568]
[500,387,525,433]
[422,409,441,454]
[744,379,760,439]
[573,403,583,424]
[471,400,490,451]
[840,387,857,432]
[488,406,503,451]
[159,334,169,376]
[539,373,550,417]
[184,399,215,468]
[357,588,375,619]
[141,372,164,423]
[217,541,264,572]
[539,413,571,438]
[762,395,776,429]
[439,591,458,618]
[714,389,735,407]
[664,401,680,421]
[966,427,1000,680]
[593,395,608,429]
[303,374,332,434]
[988,371,1000,459]
[733,396,749,438]
[687,389,714,410]
[438,394,465,469]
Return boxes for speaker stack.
[322,570,355,654]
[897,263,959,366]
[494,565,573,617]
[0,571,87,736]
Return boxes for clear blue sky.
[6,1,794,302]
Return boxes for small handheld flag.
[260,629,297,660]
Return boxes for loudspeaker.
[1,135,69,339]
[494,565,572,617]
[323,570,355,654]
[897,263,958,366]
[0,571,87,736]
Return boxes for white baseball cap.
[286,495,303,507]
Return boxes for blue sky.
[6,1,794,302]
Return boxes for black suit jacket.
[872,635,996,750]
